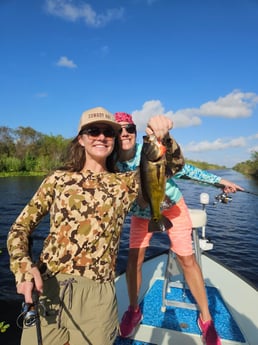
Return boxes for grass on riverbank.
[0,171,47,178]
[0,160,227,178]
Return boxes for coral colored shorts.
[130,197,193,256]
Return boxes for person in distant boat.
[115,111,244,345]
[7,107,175,345]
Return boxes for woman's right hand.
[146,115,173,140]
[17,266,43,303]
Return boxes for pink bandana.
[114,112,135,124]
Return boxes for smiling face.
[78,124,116,167]
[118,121,137,153]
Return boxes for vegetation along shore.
[0,126,257,179]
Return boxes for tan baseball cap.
[78,107,121,133]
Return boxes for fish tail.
[148,215,173,233]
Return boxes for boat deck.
[114,278,247,345]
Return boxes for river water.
[0,169,258,301]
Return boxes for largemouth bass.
[140,135,173,232]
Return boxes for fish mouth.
[142,135,166,161]
[159,144,166,156]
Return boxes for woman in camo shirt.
[7,106,173,345]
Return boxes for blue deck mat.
[115,279,245,344]
[114,339,156,345]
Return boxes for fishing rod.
[32,290,43,345]
[29,235,43,345]
[16,236,43,345]
[180,175,258,197]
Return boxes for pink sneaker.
[198,317,221,345]
[120,306,143,338]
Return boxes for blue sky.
[1,0,258,167]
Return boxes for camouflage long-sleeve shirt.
[7,170,138,285]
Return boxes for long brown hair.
[60,135,119,173]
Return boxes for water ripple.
[1,171,258,301]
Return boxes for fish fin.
[165,165,173,177]
[160,196,175,210]
[148,215,173,233]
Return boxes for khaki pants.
[21,274,119,345]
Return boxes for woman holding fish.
[115,112,243,345]
[8,107,172,345]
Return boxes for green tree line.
[0,126,257,179]
[233,151,258,178]
[0,126,70,175]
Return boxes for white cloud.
[45,0,124,28]
[180,132,258,167]
[169,109,202,128]
[130,91,258,166]
[131,90,258,130]
[248,145,258,153]
[132,100,165,130]
[199,90,258,118]
[183,137,247,153]
[248,133,258,140]
[132,100,202,131]
[56,56,77,68]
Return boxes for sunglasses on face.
[80,126,116,138]
[119,124,136,135]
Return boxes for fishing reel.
[17,302,37,328]
[16,299,47,328]
[214,192,233,204]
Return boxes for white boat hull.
[115,252,258,345]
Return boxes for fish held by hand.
[140,135,173,232]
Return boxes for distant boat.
[115,194,258,345]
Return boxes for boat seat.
[161,208,207,312]
[188,208,207,228]
[188,209,207,266]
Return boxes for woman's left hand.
[220,178,244,193]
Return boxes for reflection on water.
[0,170,258,301]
